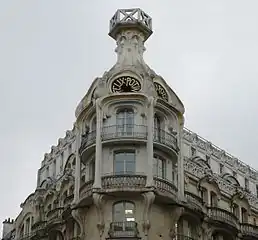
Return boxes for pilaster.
[74,122,82,203]
[146,97,154,187]
[177,116,185,200]
[93,99,102,189]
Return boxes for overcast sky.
[1,0,258,230]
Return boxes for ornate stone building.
[3,8,258,240]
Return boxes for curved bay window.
[153,154,166,179]
[116,109,134,135]
[114,151,136,175]
[113,201,135,231]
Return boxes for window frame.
[153,154,166,179]
[113,150,136,175]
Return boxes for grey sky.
[1,0,258,229]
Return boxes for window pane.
[113,202,124,222]
[114,152,135,174]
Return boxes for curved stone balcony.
[153,176,178,200]
[108,221,139,239]
[241,223,258,239]
[46,207,64,228]
[102,124,148,144]
[79,179,94,200]
[207,207,238,229]
[101,173,147,193]
[31,221,47,240]
[185,191,203,212]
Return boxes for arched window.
[116,109,134,135]
[113,201,135,222]
[153,154,166,178]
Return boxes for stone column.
[207,190,211,206]
[177,118,185,200]
[74,123,82,202]
[93,99,102,189]
[146,97,154,187]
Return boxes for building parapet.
[183,127,258,180]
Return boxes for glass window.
[154,114,163,141]
[89,160,95,180]
[116,109,134,135]
[113,201,135,222]
[114,151,135,174]
[153,155,166,178]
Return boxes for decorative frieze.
[183,128,258,180]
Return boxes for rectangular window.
[256,185,258,198]
[116,110,134,135]
[114,151,136,174]
[245,178,249,190]
[89,160,95,180]
[153,155,166,178]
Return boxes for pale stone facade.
[3,8,258,240]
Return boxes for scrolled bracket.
[93,193,105,238]
[142,191,155,237]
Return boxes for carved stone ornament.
[168,207,184,238]
[93,193,105,238]
[71,207,89,239]
[141,191,155,237]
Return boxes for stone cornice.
[183,128,258,180]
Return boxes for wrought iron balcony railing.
[153,128,178,151]
[241,223,258,238]
[185,191,203,211]
[102,173,146,190]
[102,124,148,141]
[108,221,139,238]
[207,207,238,228]
[154,176,178,197]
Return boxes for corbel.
[93,193,105,238]
[71,206,89,239]
[142,191,155,237]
